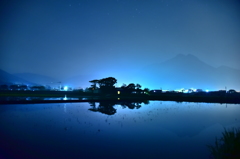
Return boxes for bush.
[207,128,240,159]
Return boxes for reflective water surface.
[0,101,240,159]
[0,96,80,101]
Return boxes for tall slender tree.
[89,79,99,90]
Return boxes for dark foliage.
[207,128,240,159]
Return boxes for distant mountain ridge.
[13,73,59,86]
[65,54,240,90]
[1,54,239,90]
[137,54,240,90]
[0,70,59,86]
[0,69,34,85]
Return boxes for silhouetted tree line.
[120,83,150,94]
[89,77,117,94]
[89,77,150,95]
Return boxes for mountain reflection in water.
[0,101,239,159]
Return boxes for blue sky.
[1,0,240,81]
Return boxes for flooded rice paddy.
[0,101,240,159]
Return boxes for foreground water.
[0,101,240,159]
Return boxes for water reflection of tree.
[89,101,116,115]
[120,101,141,109]
[88,100,149,115]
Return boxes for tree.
[10,84,19,90]
[127,83,135,90]
[30,85,46,91]
[122,83,135,94]
[0,84,8,90]
[19,85,28,90]
[228,89,237,94]
[89,79,99,93]
[143,88,150,95]
[136,84,142,94]
[98,77,117,88]
[89,77,117,94]
[89,79,99,90]
[121,83,127,89]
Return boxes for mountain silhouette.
[138,54,240,90]
[0,69,34,85]
[13,73,59,86]
[1,54,239,90]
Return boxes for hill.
[13,73,59,87]
[137,54,240,90]
[0,69,34,85]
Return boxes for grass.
[207,128,240,159]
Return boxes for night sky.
[1,0,240,88]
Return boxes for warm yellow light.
[117,91,120,94]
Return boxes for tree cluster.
[89,77,150,95]
[120,83,150,94]
[89,77,117,94]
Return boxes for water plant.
[207,128,240,159]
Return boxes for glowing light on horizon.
[190,88,197,92]
[162,90,169,92]
[64,86,68,91]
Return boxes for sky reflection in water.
[0,101,240,159]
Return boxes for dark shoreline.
[1,90,240,104]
